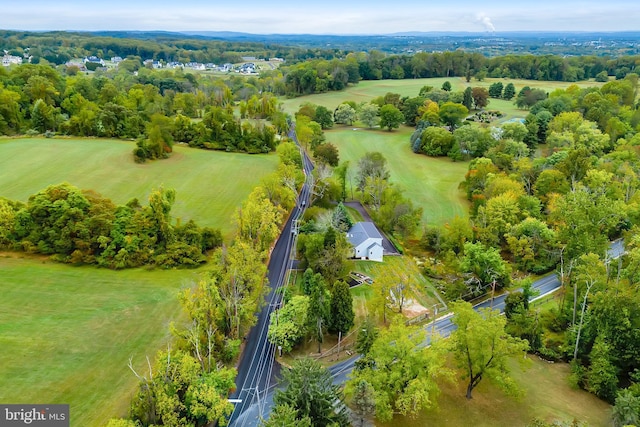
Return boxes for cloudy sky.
[3,0,640,34]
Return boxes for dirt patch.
[402,299,429,318]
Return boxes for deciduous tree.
[347,319,451,422]
[335,103,357,125]
[268,295,310,354]
[472,87,489,109]
[438,102,468,130]
[449,301,529,399]
[379,104,404,131]
[359,103,379,129]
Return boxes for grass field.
[0,255,199,427]
[380,356,612,427]
[280,76,606,116]
[0,138,279,239]
[327,126,469,226]
[281,78,456,114]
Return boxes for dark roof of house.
[346,222,383,247]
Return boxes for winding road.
[226,126,626,426]
[229,233,624,425]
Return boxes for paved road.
[228,127,314,427]
[233,239,625,423]
[343,200,400,255]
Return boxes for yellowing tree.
[347,319,452,422]
[235,187,283,253]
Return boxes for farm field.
[381,355,612,427]
[0,255,199,427]
[326,126,469,226]
[280,76,606,116]
[0,138,279,239]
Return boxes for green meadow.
[0,138,279,239]
[327,126,469,226]
[280,76,606,116]
[0,256,198,427]
[281,77,456,114]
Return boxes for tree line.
[411,74,640,422]
[0,30,343,65]
[0,63,288,162]
[278,51,639,96]
[105,139,306,426]
[0,184,221,268]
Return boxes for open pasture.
[0,138,279,239]
[281,76,607,123]
[0,256,198,427]
[327,126,469,226]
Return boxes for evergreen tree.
[463,87,473,110]
[329,280,355,335]
[351,379,376,426]
[274,358,350,427]
[503,83,516,100]
[489,82,504,98]
[307,273,329,353]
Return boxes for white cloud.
[1,2,639,33]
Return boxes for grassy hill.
[0,255,199,427]
[0,138,279,239]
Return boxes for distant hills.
[4,29,640,57]
[92,30,640,56]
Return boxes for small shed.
[346,222,384,262]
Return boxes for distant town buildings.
[237,63,256,74]
[1,47,279,74]
[143,59,163,69]
[2,54,22,66]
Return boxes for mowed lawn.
[380,356,612,427]
[327,126,469,225]
[0,256,199,427]
[281,77,456,114]
[0,138,279,239]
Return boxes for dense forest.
[280,69,640,424]
[0,63,286,159]
[0,184,221,268]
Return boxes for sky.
[3,0,640,34]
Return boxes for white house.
[2,55,22,66]
[346,222,384,262]
[84,56,105,66]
